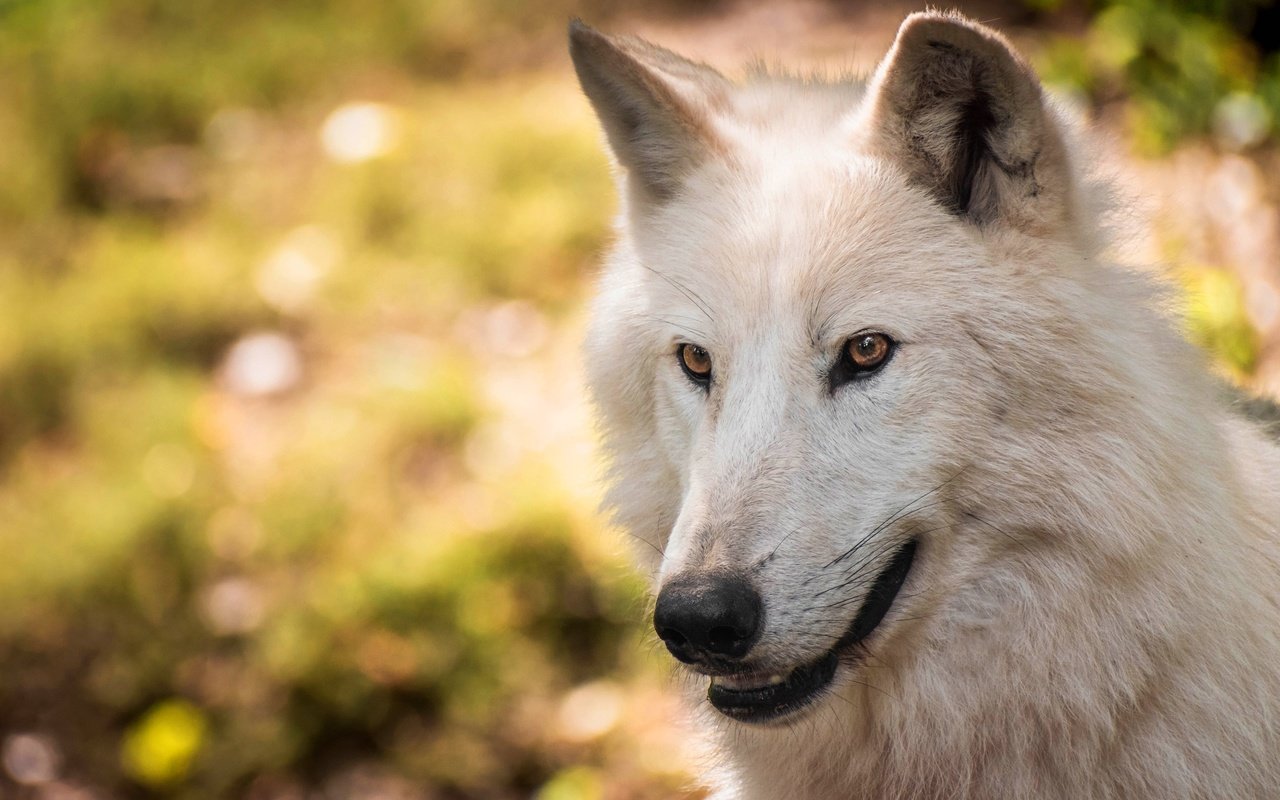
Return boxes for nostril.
[659,627,687,647]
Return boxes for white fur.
[573,12,1280,799]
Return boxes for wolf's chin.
[706,538,918,725]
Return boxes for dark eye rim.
[676,343,712,389]
[829,332,895,391]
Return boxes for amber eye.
[830,332,894,390]
[848,333,891,370]
[677,343,712,386]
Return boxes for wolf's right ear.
[568,20,728,202]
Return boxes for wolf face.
[571,12,1106,724]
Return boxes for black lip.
[707,538,918,724]
[707,650,839,722]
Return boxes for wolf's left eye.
[677,343,713,388]
[830,333,894,389]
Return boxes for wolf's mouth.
[706,538,918,724]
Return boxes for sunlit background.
[1,0,1279,798]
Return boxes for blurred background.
[1,0,1279,797]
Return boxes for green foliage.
[1035,0,1280,153]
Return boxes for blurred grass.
[0,1,700,798]
[0,0,1271,798]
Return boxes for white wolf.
[570,11,1280,799]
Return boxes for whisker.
[963,509,1046,567]
[844,675,898,703]
[811,534,911,600]
[752,522,807,571]
[641,263,716,324]
[638,313,713,339]
[825,466,971,569]
[622,530,664,557]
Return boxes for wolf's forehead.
[639,156,962,329]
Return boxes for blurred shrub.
[1035,0,1280,153]
[0,0,691,797]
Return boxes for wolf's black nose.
[654,573,762,662]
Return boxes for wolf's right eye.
[677,343,712,388]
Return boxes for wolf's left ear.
[859,12,1074,234]
[569,20,729,203]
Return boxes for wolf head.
[571,13,1208,727]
